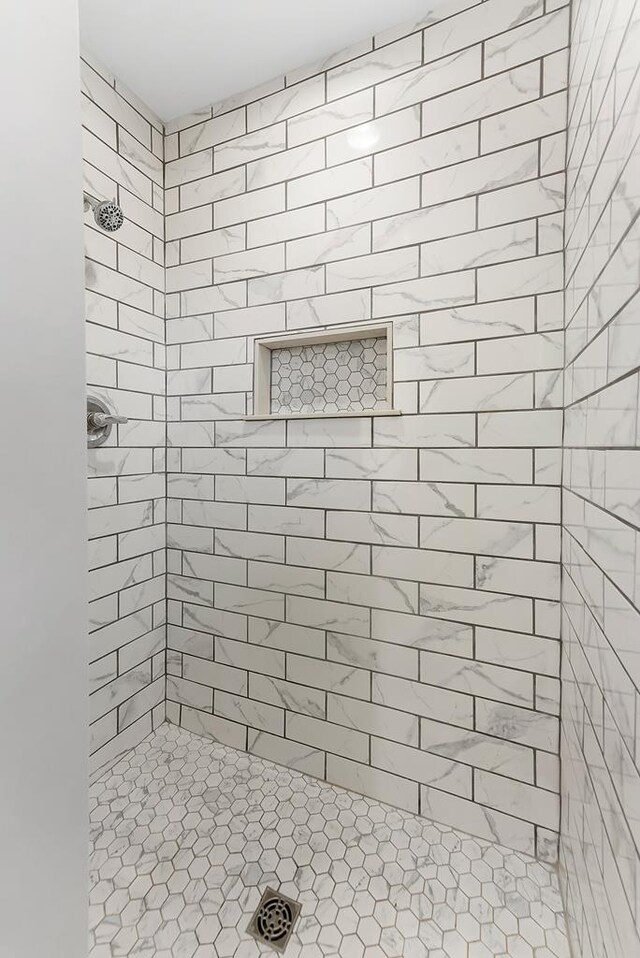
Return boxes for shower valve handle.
[87,411,128,428]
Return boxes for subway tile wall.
[163,0,570,860]
[82,55,167,780]
[561,0,640,954]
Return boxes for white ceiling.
[79,0,439,122]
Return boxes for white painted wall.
[0,2,88,956]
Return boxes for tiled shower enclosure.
[81,0,640,955]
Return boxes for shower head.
[83,192,124,232]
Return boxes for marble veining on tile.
[88,725,570,958]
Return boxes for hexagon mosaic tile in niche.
[270,337,388,415]
[88,724,570,958]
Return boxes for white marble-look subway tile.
[327,510,418,547]
[215,301,285,339]
[214,122,287,172]
[181,498,246,531]
[421,716,535,783]
[375,411,476,448]
[287,651,371,694]
[288,89,374,147]
[286,537,370,575]
[165,260,212,294]
[422,220,537,278]
[421,372,532,414]
[371,608,474,656]
[286,287,371,330]
[247,75,325,132]
[287,416,371,447]
[420,582,533,632]
[424,61,541,137]
[377,122,479,186]
[420,784,535,855]
[422,142,539,209]
[424,0,543,59]
[215,529,283,563]
[476,330,564,375]
[394,343,475,382]
[326,448,417,481]
[248,504,324,538]
[165,149,214,191]
[85,260,154,316]
[165,205,213,243]
[327,247,418,293]
[215,418,285,448]
[118,128,162,186]
[327,107,421,167]
[421,649,534,707]
[179,108,246,156]
[247,140,325,191]
[90,661,152,723]
[328,33,422,100]
[480,173,565,228]
[484,7,569,75]
[475,698,558,752]
[246,448,324,478]
[328,692,418,744]
[373,270,475,319]
[477,484,560,523]
[287,712,368,763]
[215,689,284,736]
[482,92,567,154]
[83,129,152,203]
[421,515,533,558]
[214,183,285,229]
[81,92,117,148]
[181,705,246,750]
[327,178,420,229]
[181,166,246,210]
[373,197,476,252]
[373,672,474,728]
[248,265,325,306]
[476,770,559,830]
[372,544,474,588]
[288,158,372,209]
[180,447,245,475]
[215,579,285,622]
[377,46,482,116]
[327,630,418,680]
[372,737,472,798]
[248,561,324,599]
[249,673,325,719]
[181,224,246,263]
[420,449,533,484]
[215,632,286,678]
[254,212,335,262]
[167,572,214,607]
[328,755,419,813]
[286,223,371,270]
[249,618,325,658]
[328,570,419,614]
[372,480,475,518]
[478,409,563,448]
[81,58,152,146]
[216,475,285,506]
[248,728,324,777]
[287,477,370,511]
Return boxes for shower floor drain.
[247,886,302,953]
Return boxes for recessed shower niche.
[248,322,399,420]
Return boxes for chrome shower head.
[83,192,124,232]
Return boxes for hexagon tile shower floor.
[88,725,569,958]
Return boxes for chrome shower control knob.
[86,396,128,448]
[87,411,127,429]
